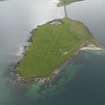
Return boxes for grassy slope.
[17,18,94,79]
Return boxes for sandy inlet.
[80,44,104,51]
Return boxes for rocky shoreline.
[8,42,102,88]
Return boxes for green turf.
[17,18,94,79]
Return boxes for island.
[59,0,83,5]
[15,0,102,84]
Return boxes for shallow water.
[0,0,105,105]
[23,51,105,105]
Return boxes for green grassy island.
[58,0,83,6]
[16,18,96,80]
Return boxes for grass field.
[17,18,95,79]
